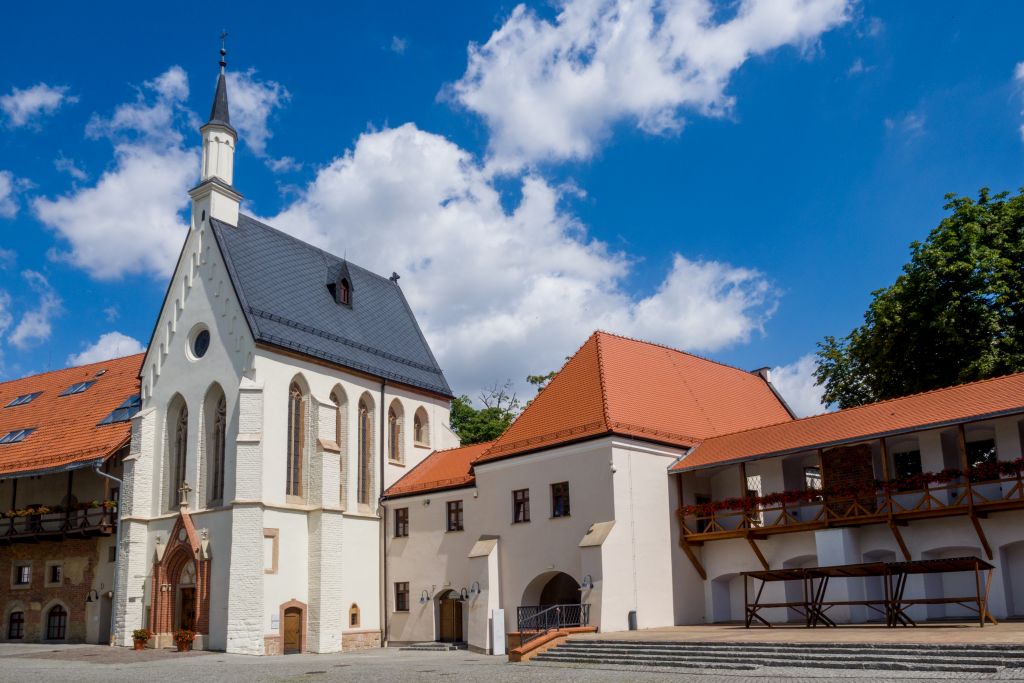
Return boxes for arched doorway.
[177,561,197,632]
[437,590,464,643]
[283,606,302,654]
[150,512,210,643]
[540,573,581,606]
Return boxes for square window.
[446,500,463,532]
[551,482,571,518]
[47,564,63,586]
[512,488,530,523]
[804,466,822,491]
[395,582,410,612]
[12,564,30,586]
[394,507,409,538]
[893,450,923,491]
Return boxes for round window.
[192,329,211,359]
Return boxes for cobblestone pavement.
[1,644,1022,683]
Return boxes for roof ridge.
[0,353,145,390]
[697,369,1024,444]
[593,331,613,432]
[592,329,764,378]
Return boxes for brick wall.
[0,538,102,642]
[342,628,380,651]
[821,444,875,489]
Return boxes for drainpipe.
[379,379,388,647]
[94,464,123,646]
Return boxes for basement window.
[60,381,95,396]
[5,392,41,407]
[0,428,35,444]
[98,395,142,425]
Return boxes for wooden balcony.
[0,506,116,545]
[680,473,1024,546]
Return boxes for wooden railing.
[681,472,1024,541]
[0,506,116,543]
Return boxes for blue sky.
[1,1,1022,415]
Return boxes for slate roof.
[383,440,494,499]
[671,370,1024,472]
[210,214,452,397]
[475,331,794,464]
[0,354,143,477]
[205,72,235,134]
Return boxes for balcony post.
[957,424,974,509]
[739,462,749,529]
[64,470,73,529]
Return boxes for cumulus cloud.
[771,353,829,417]
[225,69,290,160]
[66,331,145,366]
[34,67,196,280]
[450,0,851,169]
[267,123,777,393]
[54,154,88,181]
[8,271,62,349]
[0,83,78,128]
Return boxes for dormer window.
[5,392,41,407]
[339,278,351,306]
[60,381,94,396]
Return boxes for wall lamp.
[579,574,594,591]
[459,588,470,601]
[468,581,481,599]
[419,589,431,605]
[85,589,100,604]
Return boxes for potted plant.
[174,629,195,652]
[132,628,151,651]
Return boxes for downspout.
[94,464,124,646]
[379,379,388,647]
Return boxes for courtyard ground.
[1,641,1023,683]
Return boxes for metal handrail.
[516,603,591,647]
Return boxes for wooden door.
[439,597,463,643]
[179,587,196,631]
[283,608,301,654]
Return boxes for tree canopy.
[816,187,1024,409]
[448,381,521,445]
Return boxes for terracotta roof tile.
[672,371,1024,472]
[476,331,792,463]
[0,354,143,477]
[384,441,495,498]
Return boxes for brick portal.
[149,510,210,641]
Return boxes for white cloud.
[0,170,17,218]
[0,83,78,128]
[884,111,925,137]
[0,290,11,335]
[450,0,851,170]
[8,271,62,349]
[847,57,873,76]
[54,154,88,181]
[0,249,14,269]
[34,67,196,280]
[1015,62,1024,142]
[265,155,302,173]
[771,353,829,417]
[390,36,408,55]
[226,69,290,158]
[267,123,777,393]
[66,331,145,366]
[104,306,119,321]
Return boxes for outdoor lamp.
[579,574,594,590]
[85,589,100,604]
[419,590,430,604]
[468,581,481,598]
[459,588,469,601]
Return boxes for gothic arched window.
[413,407,429,447]
[287,383,305,498]
[388,404,402,464]
[208,394,226,505]
[358,399,372,506]
[46,605,67,640]
[170,402,188,510]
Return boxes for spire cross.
[178,481,192,507]
[219,30,229,73]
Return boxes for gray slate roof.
[206,73,235,135]
[210,214,452,397]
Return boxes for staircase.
[531,639,1024,674]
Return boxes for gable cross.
[178,481,192,508]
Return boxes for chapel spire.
[190,33,242,228]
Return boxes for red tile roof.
[384,441,495,498]
[475,331,793,463]
[0,354,143,477]
[671,371,1024,472]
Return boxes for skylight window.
[98,395,142,426]
[60,381,95,396]
[0,428,35,445]
[5,392,42,407]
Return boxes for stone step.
[532,652,1001,674]
[574,639,1024,654]
[554,643,1024,662]
[398,642,467,652]
[548,645,1021,667]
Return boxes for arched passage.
[521,571,581,607]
